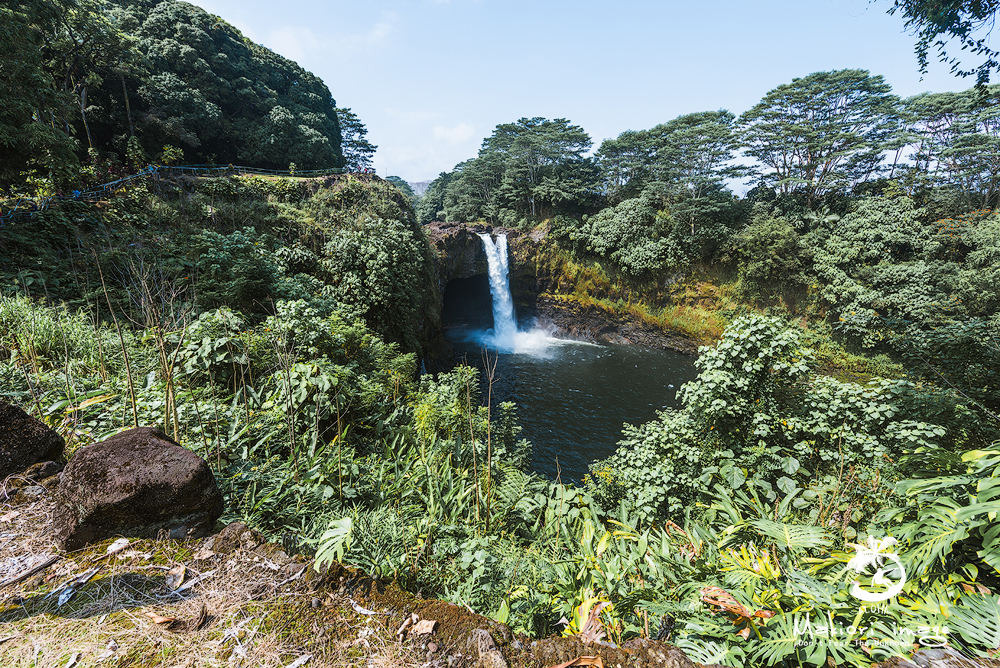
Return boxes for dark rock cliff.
[425,222,696,355]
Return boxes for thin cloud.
[263,12,397,62]
[432,123,476,145]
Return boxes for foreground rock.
[0,401,65,479]
[52,427,223,551]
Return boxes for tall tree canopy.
[119,0,343,168]
[596,111,745,237]
[440,117,601,224]
[594,129,657,203]
[647,111,743,195]
[738,69,904,205]
[0,0,345,189]
[0,0,125,183]
[415,171,455,224]
[905,84,1000,209]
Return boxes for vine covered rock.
[52,427,223,551]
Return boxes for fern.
[491,465,533,527]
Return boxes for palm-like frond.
[981,522,1000,572]
[782,568,840,608]
[746,612,818,667]
[897,497,971,577]
[949,594,1000,652]
[674,637,746,667]
[749,519,832,552]
[750,612,870,667]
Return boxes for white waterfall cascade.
[478,233,517,341]
[475,232,557,354]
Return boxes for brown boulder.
[52,427,224,551]
[0,401,65,478]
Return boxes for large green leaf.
[949,594,1000,653]
[748,612,869,667]
[750,519,832,552]
[898,497,972,576]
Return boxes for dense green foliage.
[435,117,602,226]
[0,0,348,191]
[5,289,1000,665]
[0,172,438,352]
[4,1,1000,659]
[2,138,998,667]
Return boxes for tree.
[886,0,999,86]
[0,0,79,185]
[336,107,376,171]
[481,117,597,219]
[645,110,746,235]
[415,171,454,224]
[438,117,600,224]
[647,111,744,200]
[443,155,504,223]
[595,128,656,203]
[739,70,904,206]
[385,176,416,204]
[41,0,136,153]
[132,1,342,168]
[906,84,1000,209]
[595,112,746,242]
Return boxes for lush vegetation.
[5,286,1000,664]
[1,0,351,190]
[3,1,1000,665]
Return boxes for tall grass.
[0,293,126,375]
[553,293,726,344]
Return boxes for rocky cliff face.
[425,221,696,354]
[425,221,491,286]
[424,221,543,312]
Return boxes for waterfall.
[478,233,517,340]
[473,232,556,354]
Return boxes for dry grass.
[550,292,725,344]
[0,493,428,668]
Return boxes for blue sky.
[191,0,978,183]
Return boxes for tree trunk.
[79,84,93,149]
[121,74,134,137]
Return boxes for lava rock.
[23,460,63,482]
[19,485,46,500]
[52,427,224,551]
[205,521,264,554]
[906,648,1000,667]
[0,401,65,479]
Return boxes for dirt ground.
[0,486,708,668]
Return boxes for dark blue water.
[448,334,698,483]
[511,341,697,482]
